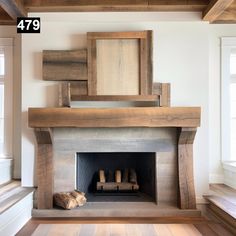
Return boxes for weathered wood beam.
[0,0,27,20]
[178,127,197,209]
[213,2,236,23]
[34,128,53,209]
[203,0,234,22]
[28,107,201,128]
[24,0,208,12]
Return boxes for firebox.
[76,152,156,202]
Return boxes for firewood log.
[115,170,121,183]
[122,168,129,182]
[71,190,87,206]
[129,168,137,184]
[53,192,77,210]
[99,169,106,183]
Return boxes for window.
[0,39,13,157]
[221,38,236,162]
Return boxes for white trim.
[0,38,13,46]
[221,37,236,47]
[209,173,224,183]
[0,39,13,157]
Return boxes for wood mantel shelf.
[28,107,200,128]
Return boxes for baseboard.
[209,173,224,184]
[0,192,33,236]
[0,159,13,185]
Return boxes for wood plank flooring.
[16,217,234,236]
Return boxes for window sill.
[223,161,236,173]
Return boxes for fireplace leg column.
[178,127,197,209]
[34,128,53,209]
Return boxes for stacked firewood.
[97,168,139,191]
[53,190,86,210]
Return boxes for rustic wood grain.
[34,128,53,209]
[203,0,234,22]
[96,39,139,95]
[70,95,159,102]
[59,82,71,107]
[43,62,87,81]
[87,31,153,96]
[43,49,87,63]
[97,182,139,191]
[70,81,88,96]
[160,83,171,107]
[178,127,197,209]
[28,107,201,128]
[23,0,208,12]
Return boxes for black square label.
[17,17,40,33]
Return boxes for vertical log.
[178,127,197,209]
[58,82,71,107]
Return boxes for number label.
[17,17,40,33]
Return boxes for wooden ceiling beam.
[202,0,234,22]
[0,0,27,20]
[24,0,208,12]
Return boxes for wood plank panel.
[71,95,159,101]
[43,62,87,81]
[178,127,197,209]
[59,82,71,107]
[43,50,87,63]
[96,39,139,95]
[203,0,234,22]
[70,81,88,96]
[34,128,53,209]
[160,83,171,107]
[28,107,201,128]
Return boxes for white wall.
[0,26,21,179]
[21,12,235,200]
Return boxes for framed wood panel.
[87,31,153,95]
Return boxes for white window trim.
[0,38,13,158]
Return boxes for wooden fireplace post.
[34,128,53,209]
[178,127,197,209]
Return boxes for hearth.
[76,152,156,202]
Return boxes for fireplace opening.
[76,152,156,203]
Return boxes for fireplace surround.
[29,106,200,216]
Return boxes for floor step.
[0,181,34,214]
[204,184,236,234]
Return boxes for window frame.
[0,38,13,158]
[221,37,236,162]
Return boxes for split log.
[130,168,137,184]
[71,190,87,207]
[122,168,129,182]
[53,191,86,210]
[97,182,139,191]
[99,170,106,183]
[115,170,121,183]
[53,192,77,210]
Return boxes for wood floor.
[16,217,234,236]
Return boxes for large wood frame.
[87,31,153,95]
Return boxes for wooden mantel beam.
[24,0,208,12]
[0,0,27,20]
[202,0,234,22]
[28,107,201,128]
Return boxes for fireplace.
[76,152,156,202]
[29,107,200,215]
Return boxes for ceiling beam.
[0,0,27,20]
[24,0,208,12]
[213,3,236,23]
[202,0,234,22]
